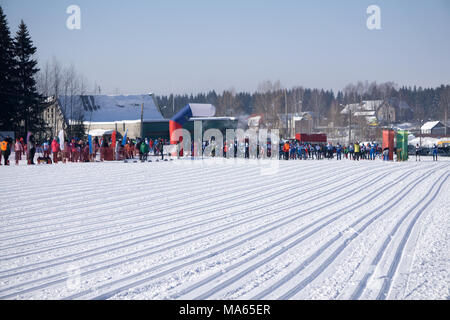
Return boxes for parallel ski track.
[2,160,276,224]
[3,159,204,199]
[1,161,265,229]
[0,162,354,271]
[65,166,416,300]
[0,162,351,255]
[0,163,388,298]
[182,165,443,300]
[349,172,449,300]
[1,162,187,214]
[258,165,447,300]
[0,161,301,246]
[2,162,446,300]
[0,161,381,257]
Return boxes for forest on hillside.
[156,80,450,129]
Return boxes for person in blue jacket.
[336,143,342,160]
[432,144,438,161]
[325,142,332,159]
[315,144,321,160]
[370,143,376,160]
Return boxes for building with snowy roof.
[42,95,238,142]
[421,121,449,136]
[42,94,164,140]
[341,98,413,125]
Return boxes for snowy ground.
[0,156,449,300]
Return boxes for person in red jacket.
[149,138,154,154]
[223,140,228,158]
[51,138,60,164]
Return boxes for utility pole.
[420,119,423,148]
[348,109,352,145]
[285,88,288,138]
[445,101,448,136]
[140,102,144,139]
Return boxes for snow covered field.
[0,157,449,300]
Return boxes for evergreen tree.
[0,6,17,131]
[13,20,44,138]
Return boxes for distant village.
[21,93,447,150]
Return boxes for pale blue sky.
[2,0,450,95]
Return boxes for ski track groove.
[268,166,447,300]
[64,166,415,299]
[0,163,291,246]
[2,160,279,225]
[0,162,355,271]
[1,161,193,214]
[0,164,389,298]
[1,160,324,233]
[0,162,352,255]
[1,160,447,300]
[0,162,264,231]
[187,165,442,300]
[350,173,449,300]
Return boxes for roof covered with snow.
[341,99,412,115]
[57,95,165,123]
[341,100,383,114]
[87,129,115,136]
[421,121,442,130]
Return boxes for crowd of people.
[0,135,170,165]
[190,139,384,161]
[0,134,37,166]
[0,134,442,165]
[114,137,168,161]
[278,141,381,161]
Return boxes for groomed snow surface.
[0,157,449,300]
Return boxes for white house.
[341,98,413,124]
[42,94,165,139]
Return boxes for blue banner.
[88,135,93,154]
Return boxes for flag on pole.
[88,135,93,154]
[111,131,116,149]
[122,129,128,145]
[59,130,65,150]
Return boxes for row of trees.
[156,81,450,130]
[0,6,43,138]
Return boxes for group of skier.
[414,143,440,162]
[278,141,382,161]
[190,139,382,161]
